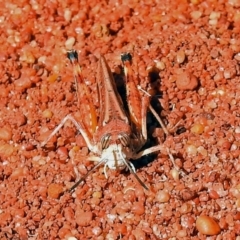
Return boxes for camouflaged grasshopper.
[42,50,172,191]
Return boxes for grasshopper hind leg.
[121,53,179,173]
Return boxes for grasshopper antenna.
[68,158,107,193]
[118,148,149,191]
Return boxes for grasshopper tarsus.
[68,180,83,193]
[131,170,149,191]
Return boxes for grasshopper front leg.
[41,114,95,153]
[41,113,98,186]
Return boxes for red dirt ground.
[0,0,240,239]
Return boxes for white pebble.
[67,237,78,240]
[209,11,221,20]
[190,11,202,20]
[65,37,76,50]
[235,127,240,133]
[209,19,218,25]
[64,9,72,22]
[154,60,165,70]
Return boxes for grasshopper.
[42,50,174,192]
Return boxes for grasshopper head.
[101,143,129,170]
[99,137,148,190]
[100,132,131,170]
[68,133,148,193]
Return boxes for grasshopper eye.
[118,133,130,147]
[101,133,111,149]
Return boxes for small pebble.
[191,123,204,134]
[155,190,170,203]
[64,9,72,22]
[175,71,198,90]
[132,202,145,215]
[42,109,53,119]
[47,183,63,199]
[65,37,76,50]
[0,127,12,141]
[196,215,221,235]
[75,210,93,227]
[0,143,15,157]
[176,49,185,64]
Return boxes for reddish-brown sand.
[0,0,240,239]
